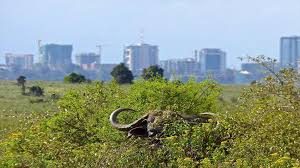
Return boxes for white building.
[160,58,199,78]
[75,53,100,71]
[123,43,159,75]
[5,53,34,70]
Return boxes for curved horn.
[109,108,149,131]
[198,112,216,119]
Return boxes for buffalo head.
[109,108,217,138]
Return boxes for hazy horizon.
[1,0,300,69]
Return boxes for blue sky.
[1,0,300,68]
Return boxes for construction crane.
[96,45,102,65]
[38,40,42,63]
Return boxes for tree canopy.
[16,75,26,86]
[142,65,164,80]
[64,72,87,83]
[110,63,134,84]
[16,75,26,95]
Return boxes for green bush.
[0,72,300,167]
[28,86,44,96]
[64,73,87,83]
[0,79,221,167]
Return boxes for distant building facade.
[198,48,226,74]
[75,53,100,71]
[100,63,118,81]
[160,58,199,79]
[241,63,265,74]
[5,53,34,69]
[123,43,159,75]
[39,44,73,69]
[280,36,300,68]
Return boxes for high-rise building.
[5,53,34,69]
[75,53,100,71]
[39,44,73,69]
[198,48,226,74]
[123,43,159,75]
[280,36,300,68]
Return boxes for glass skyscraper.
[280,36,300,68]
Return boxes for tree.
[17,75,26,95]
[110,63,134,84]
[142,65,164,80]
[64,73,87,83]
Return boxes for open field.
[0,80,246,139]
[220,84,246,102]
[0,80,87,139]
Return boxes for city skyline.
[1,0,300,68]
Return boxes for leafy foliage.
[142,65,164,80]
[1,66,300,167]
[110,63,134,84]
[28,86,44,96]
[64,73,87,83]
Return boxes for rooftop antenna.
[96,45,102,81]
[194,50,198,62]
[139,28,144,44]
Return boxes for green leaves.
[141,65,164,80]
[64,72,87,83]
[110,63,134,84]
[1,71,300,167]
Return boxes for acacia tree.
[142,65,164,80]
[110,63,134,84]
[64,73,86,83]
[17,75,26,95]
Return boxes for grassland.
[0,80,87,139]
[0,80,246,140]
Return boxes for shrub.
[0,79,221,167]
[64,73,86,83]
[28,86,44,96]
[1,70,300,167]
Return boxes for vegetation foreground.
[0,71,299,167]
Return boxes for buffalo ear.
[147,115,155,123]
